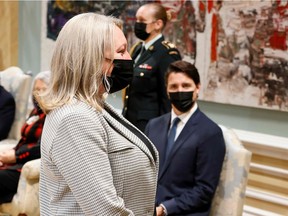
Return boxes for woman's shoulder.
[47,100,102,126]
[42,100,106,149]
[151,39,180,59]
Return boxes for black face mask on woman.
[168,91,194,113]
[105,59,134,94]
[134,22,150,41]
[32,95,42,112]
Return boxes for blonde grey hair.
[33,70,51,88]
[32,71,51,103]
[40,13,123,113]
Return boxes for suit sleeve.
[162,129,225,214]
[51,112,134,215]
[158,49,181,115]
[144,120,151,137]
[0,95,15,140]
[15,136,41,164]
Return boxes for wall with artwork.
[202,1,288,113]
[41,0,288,112]
[18,0,288,137]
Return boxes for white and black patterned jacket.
[40,99,158,216]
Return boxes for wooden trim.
[246,188,288,207]
[0,1,18,70]
[250,162,288,180]
[243,205,283,216]
[233,129,288,160]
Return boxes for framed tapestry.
[42,0,288,111]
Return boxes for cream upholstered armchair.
[0,67,39,216]
[0,158,41,216]
[0,66,32,146]
[210,125,252,216]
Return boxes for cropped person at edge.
[0,73,16,141]
[39,13,158,216]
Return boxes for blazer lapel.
[135,49,151,67]
[132,43,142,60]
[134,36,164,67]
[159,109,200,180]
[103,103,157,165]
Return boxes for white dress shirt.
[170,103,198,141]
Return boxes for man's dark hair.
[165,60,200,85]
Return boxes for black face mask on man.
[168,91,195,113]
[134,22,150,41]
[104,59,134,94]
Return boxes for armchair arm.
[0,158,41,216]
[0,140,18,150]
[21,158,41,180]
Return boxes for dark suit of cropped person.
[123,3,181,132]
[145,60,226,216]
[0,85,16,141]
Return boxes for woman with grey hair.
[39,13,158,215]
[0,70,50,204]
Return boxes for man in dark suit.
[145,60,226,216]
[123,3,181,132]
[0,84,15,141]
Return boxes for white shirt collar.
[171,103,198,126]
[143,34,162,50]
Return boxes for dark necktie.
[165,117,180,159]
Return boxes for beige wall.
[0,1,18,70]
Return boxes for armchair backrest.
[0,66,32,141]
[210,125,252,216]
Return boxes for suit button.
[124,107,127,110]
[140,72,144,76]
[125,95,128,99]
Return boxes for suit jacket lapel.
[135,49,151,67]
[157,115,171,172]
[132,43,142,60]
[159,109,200,180]
[103,103,157,165]
[134,36,164,67]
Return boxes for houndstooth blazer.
[39,99,159,216]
